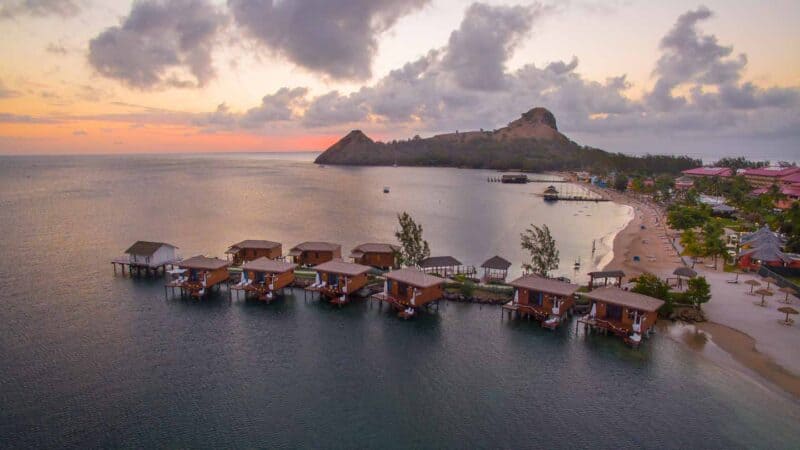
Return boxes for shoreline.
[578,177,800,400]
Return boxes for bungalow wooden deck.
[231,257,296,303]
[577,287,664,347]
[504,275,579,329]
[372,268,445,319]
[225,240,282,266]
[306,260,371,306]
[165,255,230,299]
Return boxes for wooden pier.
[111,256,180,277]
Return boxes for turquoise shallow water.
[0,154,799,449]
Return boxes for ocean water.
[0,154,798,449]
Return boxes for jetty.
[538,184,608,202]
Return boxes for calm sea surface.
[0,153,798,448]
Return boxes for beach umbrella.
[777,306,798,325]
[744,279,761,294]
[778,286,796,303]
[730,269,743,283]
[754,288,774,307]
[764,277,780,290]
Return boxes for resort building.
[579,286,664,347]
[171,256,230,298]
[112,241,180,276]
[741,166,800,188]
[225,240,282,266]
[349,243,399,269]
[289,241,342,266]
[681,167,733,178]
[376,268,445,319]
[307,260,371,305]
[233,257,296,302]
[505,275,579,329]
[674,176,694,190]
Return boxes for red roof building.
[741,166,800,187]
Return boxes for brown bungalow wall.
[593,301,658,334]
[245,269,295,291]
[516,288,574,318]
[319,271,368,294]
[388,281,443,308]
[234,246,282,264]
[355,252,396,269]
[297,249,340,266]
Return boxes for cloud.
[45,42,68,54]
[0,79,20,98]
[194,87,309,131]
[441,3,538,90]
[0,113,60,123]
[229,0,429,80]
[88,0,226,89]
[291,3,798,144]
[0,0,81,19]
[72,130,87,136]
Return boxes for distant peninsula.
[315,107,699,174]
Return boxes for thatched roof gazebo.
[480,255,512,282]
[419,256,464,278]
[588,270,625,290]
[673,267,697,288]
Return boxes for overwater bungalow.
[504,275,578,329]
[225,240,282,266]
[307,260,371,306]
[587,270,625,290]
[168,255,230,298]
[578,286,664,347]
[480,255,511,283]
[232,257,296,302]
[349,243,399,269]
[112,241,180,276]
[374,268,445,319]
[419,256,474,278]
[288,241,341,266]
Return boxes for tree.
[394,212,430,267]
[631,273,673,317]
[702,219,727,269]
[681,229,703,268]
[613,173,628,192]
[520,224,560,277]
[685,276,712,309]
[667,205,709,230]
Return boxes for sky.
[0,0,798,160]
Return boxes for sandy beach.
[577,178,800,400]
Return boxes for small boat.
[383,186,390,193]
